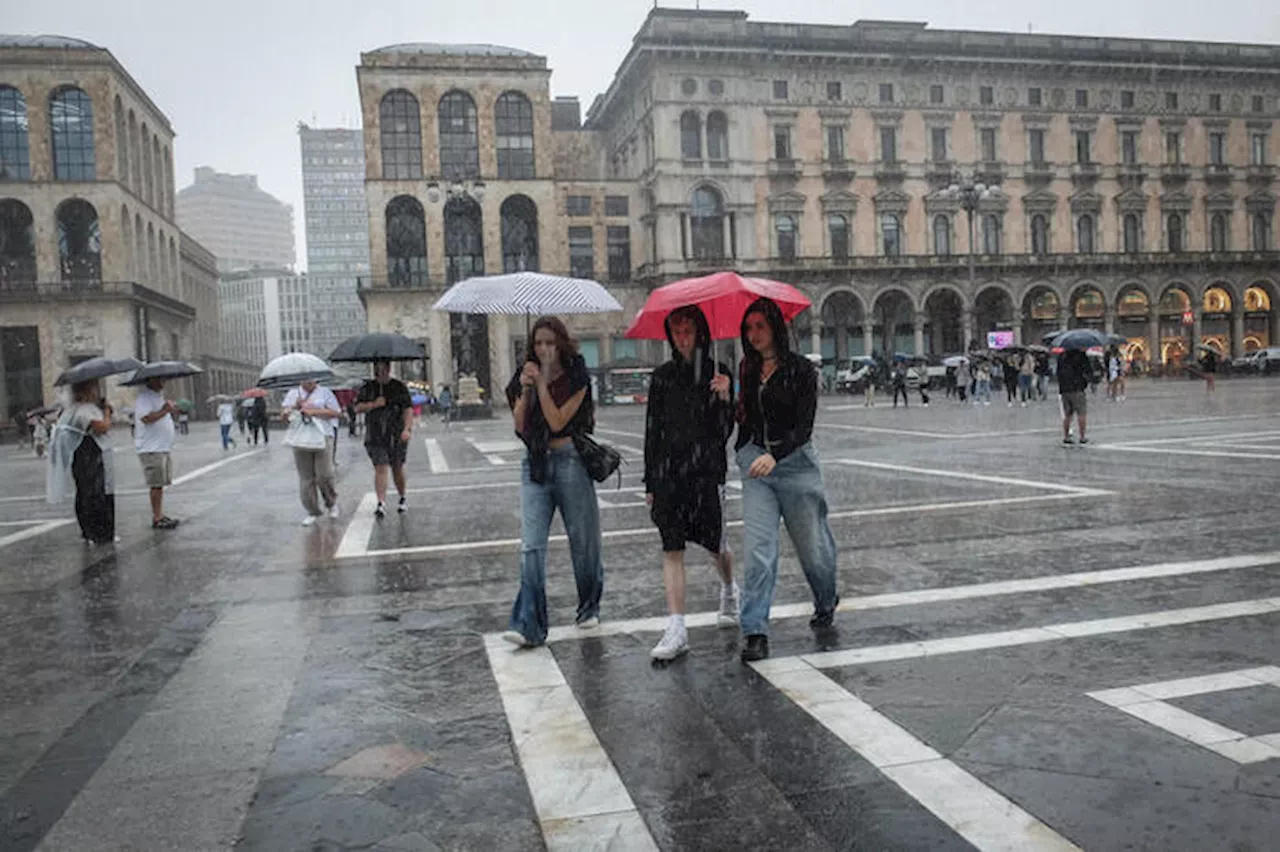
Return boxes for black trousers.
[72,437,115,543]
[893,386,908,407]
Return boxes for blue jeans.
[509,444,604,644]
[736,442,839,637]
[976,379,992,402]
[1018,374,1033,402]
[219,423,233,448]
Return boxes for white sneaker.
[717,584,740,629]
[328,504,341,519]
[301,515,318,527]
[374,502,386,519]
[576,616,600,630]
[501,630,536,648]
[397,496,408,514]
[650,624,689,661]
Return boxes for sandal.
[152,516,180,530]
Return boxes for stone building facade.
[0,35,207,419]
[180,232,258,399]
[356,13,1280,396]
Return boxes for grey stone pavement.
[1,377,1278,851]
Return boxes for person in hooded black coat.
[734,297,839,663]
[643,305,739,661]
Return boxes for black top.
[1056,350,1091,394]
[505,354,594,483]
[643,313,735,491]
[735,350,817,461]
[357,378,412,447]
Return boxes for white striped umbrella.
[431,272,622,327]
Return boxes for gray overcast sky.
[3,0,1279,268]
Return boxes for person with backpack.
[643,305,739,661]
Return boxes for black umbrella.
[328,332,425,362]
[120,360,204,386]
[54,356,144,387]
[1047,329,1111,351]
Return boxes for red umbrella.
[624,271,812,341]
[241,387,268,398]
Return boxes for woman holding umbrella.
[735,297,839,662]
[500,316,604,648]
[47,380,116,545]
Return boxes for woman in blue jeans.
[501,315,604,648]
[736,297,839,662]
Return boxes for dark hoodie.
[735,297,817,461]
[643,306,735,493]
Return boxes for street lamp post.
[944,175,1003,349]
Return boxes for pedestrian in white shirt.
[217,401,236,450]
[134,377,179,529]
[282,380,342,526]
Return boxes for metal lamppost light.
[943,174,1004,312]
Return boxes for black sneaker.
[1079,437,1090,445]
[810,600,838,629]
[740,634,770,663]
[1063,437,1075,445]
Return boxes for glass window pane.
[50,88,95,181]
[438,91,479,181]
[0,87,31,180]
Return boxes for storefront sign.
[987,330,1015,349]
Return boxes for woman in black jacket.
[735,297,839,662]
[643,305,739,661]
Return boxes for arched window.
[933,214,951,256]
[982,214,1001,255]
[169,238,177,290]
[1077,214,1095,254]
[776,214,797,261]
[438,91,479,181]
[706,111,728,161]
[134,213,144,282]
[828,213,849,260]
[152,137,164,212]
[444,196,484,282]
[128,111,140,194]
[379,90,422,180]
[0,199,36,285]
[121,204,133,279]
[1167,213,1183,252]
[0,87,30,180]
[163,147,173,218]
[495,92,535,179]
[385,195,427,287]
[50,87,95,180]
[680,111,701,160]
[1210,213,1228,252]
[141,125,153,205]
[147,222,156,281]
[1030,214,1049,256]
[690,186,724,259]
[1253,212,1271,251]
[500,194,539,272]
[1123,214,1140,254]
[56,199,101,282]
[882,213,902,257]
[113,96,127,183]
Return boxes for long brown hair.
[524,315,579,369]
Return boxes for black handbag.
[572,430,623,484]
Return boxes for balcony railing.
[634,249,1280,281]
[0,279,196,318]
[1204,163,1233,183]
[1023,161,1054,181]
[768,158,802,177]
[874,160,906,181]
[1071,161,1101,182]
[822,158,856,181]
[1161,163,1192,182]
[1246,164,1275,184]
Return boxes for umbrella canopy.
[120,361,204,386]
[25,404,61,418]
[1047,328,1113,351]
[257,352,334,389]
[329,332,425,363]
[240,398,256,409]
[624,271,811,341]
[1197,341,1226,355]
[205,394,236,404]
[174,398,194,412]
[241,387,268,398]
[431,271,622,318]
[943,355,969,368]
[54,356,143,387]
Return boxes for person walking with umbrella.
[282,377,342,525]
[354,360,414,518]
[500,316,604,648]
[735,297,839,662]
[250,393,270,445]
[643,305,740,661]
[47,379,116,545]
[216,398,236,449]
[134,376,180,529]
[1057,346,1092,445]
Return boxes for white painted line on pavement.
[423,438,448,473]
[821,423,955,438]
[0,519,74,549]
[1104,430,1280,447]
[170,448,266,486]
[830,458,1105,495]
[335,490,1101,560]
[800,596,1280,669]
[534,550,1280,643]
[756,665,1080,852]
[1095,445,1280,462]
[484,636,658,852]
[333,492,379,559]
